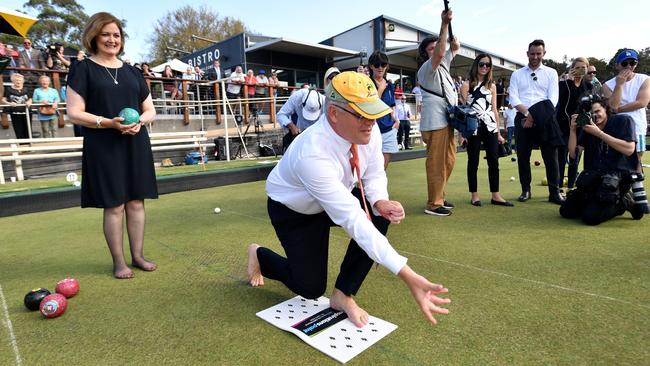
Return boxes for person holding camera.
[508,39,564,205]
[556,57,593,191]
[560,97,644,225]
[417,9,460,216]
[46,43,70,71]
[459,54,512,207]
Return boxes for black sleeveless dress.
[67,59,158,208]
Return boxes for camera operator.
[560,97,645,225]
[46,43,70,71]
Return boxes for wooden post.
[214,82,221,125]
[182,80,189,125]
[243,84,250,124]
[51,71,65,128]
[269,86,276,126]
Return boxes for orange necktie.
[350,143,371,220]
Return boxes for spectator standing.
[556,57,592,190]
[141,63,155,77]
[194,66,205,80]
[46,44,70,71]
[161,65,178,100]
[460,54,512,207]
[417,10,460,216]
[2,73,32,139]
[585,65,602,90]
[255,70,269,113]
[603,49,650,169]
[496,78,506,108]
[277,87,325,151]
[66,12,158,279]
[206,59,222,81]
[226,66,245,99]
[17,38,46,92]
[504,101,516,150]
[244,69,257,110]
[395,95,412,150]
[508,39,564,204]
[32,75,60,138]
[368,50,400,170]
[411,84,422,119]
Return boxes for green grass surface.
[1,152,649,365]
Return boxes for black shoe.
[405,147,413,150]
[491,199,514,207]
[518,191,531,202]
[442,200,455,209]
[548,193,565,205]
[471,200,482,207]
[424,207,452,216]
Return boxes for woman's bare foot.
[330,289,369,328]
[247,244,264,287]
[132,258,157,272]
[113,265,134,279]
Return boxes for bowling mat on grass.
[256,296,397,363]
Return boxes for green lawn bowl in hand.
[118,108,140,125]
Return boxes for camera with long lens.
[575,94,594,127]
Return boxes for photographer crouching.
[560,97,645,224]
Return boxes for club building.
[181,15,524,91]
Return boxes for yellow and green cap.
[325,71,391,120]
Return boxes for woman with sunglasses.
[460,54,512,207]
[556,57,593,191]
[368,50,400,169]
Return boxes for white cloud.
[417,0,444,18]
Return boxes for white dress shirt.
[395,102,411,120]
[508,64,559,109]
[266,118,408,275]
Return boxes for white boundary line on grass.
[0,284,22,366]
[401,250,650,310]
[229,210,650,310]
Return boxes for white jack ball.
[214,207,221,214]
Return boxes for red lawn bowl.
[40,293,68,318]
[55,278,80,298]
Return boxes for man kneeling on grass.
[560,97,645,225]
[247,71,450,327]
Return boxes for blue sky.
[4,0,650,65]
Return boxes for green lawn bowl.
[118,108,140,125]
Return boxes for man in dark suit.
[17,38,46,91]
[206,59,222,81]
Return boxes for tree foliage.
[147,5,249,65]
[21,0,89,49]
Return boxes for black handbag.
[497,143,511,158]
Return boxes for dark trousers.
[467,124,500,192]
[397,119,411,148]
[258,187,390,299]
[10,113,29,139]
[558,144,581,189]
[514,114,560,194]
[560,188,626,225]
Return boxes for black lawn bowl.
[24,288,51,311]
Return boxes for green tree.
[147,5,249,65]
[543,58,568,76]
[20,0,90,49]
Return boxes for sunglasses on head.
[372,63,388,68]
[478,62,491,68]
[530,72,538,81]
[621,60,637,67]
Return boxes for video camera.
[575,94,595,127]
[45,42,63,57]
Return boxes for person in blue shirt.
[32,75,60,138]
[367,50,400,170]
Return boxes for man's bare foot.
[247,244,265,287]
[330,289,369,328]
[113,265,134,279]
[132,258,157,272]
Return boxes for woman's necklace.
[103,65,119,85]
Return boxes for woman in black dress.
[2,73,32,139]
[66,12,158,279]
